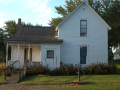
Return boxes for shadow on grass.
[87,82,96,85]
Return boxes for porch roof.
[5,26,63,43]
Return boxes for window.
[47,50,54,58]
[80,20,87,36]
[80,47,87,64]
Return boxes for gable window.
[47,50,54,58]
[80,46,87,64]
[80,20,87,36]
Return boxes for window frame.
[46,50,54,58]
[80,20,87,36]
[80,46,87,64]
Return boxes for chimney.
[17,18,21,29]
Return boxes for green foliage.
[26,62,117,76]
[85,63,117,74]
[0,29,6,61]
[26,64,50,76]
[50,63,78,76]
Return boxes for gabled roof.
[57,1,111,30]
[5,26,63,43]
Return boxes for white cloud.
[25,0,52,25]
[0,0,53,26]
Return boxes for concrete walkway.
[5,73,19,84]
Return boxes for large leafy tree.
[49,0,120,48]
[101,0,120,47]
[49,0,102,27]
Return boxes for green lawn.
[109,60,120,74]
[21,75,120,90]
[20,60,120,90]
[0,75,6,84]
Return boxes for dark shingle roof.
[5,26,63,43]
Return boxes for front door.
[24,48,32,63]
[80,47,87,64]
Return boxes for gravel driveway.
[0,83,69,90]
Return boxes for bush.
[26,64,50,76]
[26,63,117,76]
[0,68,3,75]
[50,63,78,76]
[6,70,12,76]
[85,63,117,74]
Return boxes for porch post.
[17,43,20,60]
[6,43,8,66]
[11,45,13,60]
[28,44,31,66]
[28,44,30,61]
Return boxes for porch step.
[5,74,19,84]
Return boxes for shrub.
[6,70,12,76]
[0,68,3,75]
[50,63,78,76]
[85,63,117,74]
[26,62,117,76]
[26,64,50,76]
[0,62,5,76]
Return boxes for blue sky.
[0,0,65,28]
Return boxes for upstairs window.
[80,20,87,36]
[47,50,54,58]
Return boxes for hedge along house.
[5,1,111,69]
[4,18,63,69]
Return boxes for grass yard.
[21,60,120,90]
[21,75,120,90]
[109,60,120,74]
[0,75,6,84]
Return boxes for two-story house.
[5,1,111,69]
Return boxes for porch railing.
[32,62,40,66]
[3,60,20,80]
[19,60,29,82]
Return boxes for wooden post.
[6,43,8,66]
[12,65,14,74]
[78,62,80,81]
[17,43,20,60]
[28,44,30,66]
[19,69,21,82]
[11,45,13,60]
[4,69,6,80]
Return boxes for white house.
[5,1,111,69]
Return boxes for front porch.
[6,43,41,68]
[6,43,61,70]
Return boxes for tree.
[0,28,6,61]
[49,0,120,48]
[4,20,41,38]
[101,0,120,47]
[49,0,102,27]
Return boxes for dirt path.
[0,83,69,90]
